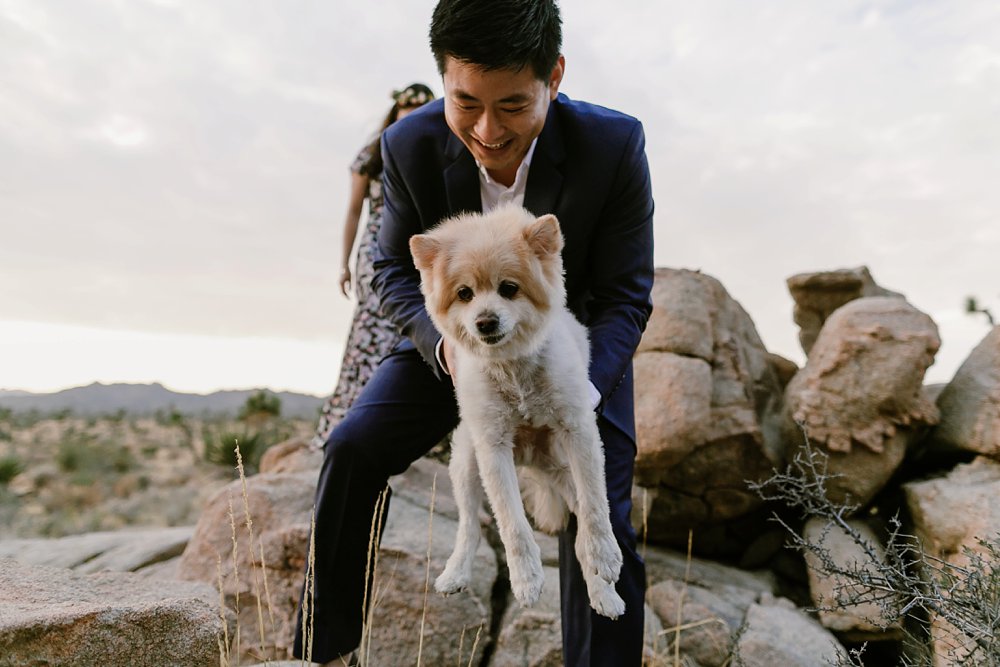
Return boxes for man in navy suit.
[294,1,654,664]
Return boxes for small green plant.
[12,409,42,429]
[239,391,282,422]
[56,439,83,472]
[965,296,996,327]
[0,455,24,485]
[155,407,188,428]
[55,433,135,479]
[205,429,270,475]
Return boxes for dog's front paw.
[508,556,545,607]
[435,563,470,595]
[590,582,626,620]
[585,530,623,584]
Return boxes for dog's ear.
[409,234,441,272]
[523,214,564,258]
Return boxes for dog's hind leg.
[435,423,483,595]
[474,435,544,608]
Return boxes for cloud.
[0,0,997,392]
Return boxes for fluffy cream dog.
[409,204,624,618]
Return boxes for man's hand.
[339,266,353,298]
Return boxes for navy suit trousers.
[293,347,646,666]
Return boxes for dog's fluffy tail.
[518,468,571,535]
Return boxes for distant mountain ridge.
[0,382,324,418]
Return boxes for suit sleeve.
[371,132,445,377]
[587,121,655,406]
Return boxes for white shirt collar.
[477,137,538,212]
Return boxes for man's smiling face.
[442,55,564,187]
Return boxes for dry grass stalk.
[301,506,317,663]
[661,617,729,636]
[359,486,390,666]
[465,623,483,667]
[639,488,664,667]
[216,550,231,667]
[234,441,269,660]
[641,487,650,564]
[258,541,277,647]
[227,492,241,662]
[417,472,438,666]
[673,530,694,667]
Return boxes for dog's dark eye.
[498,281,519,299]
[457,286,474,302]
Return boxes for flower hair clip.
[393,87,432,108]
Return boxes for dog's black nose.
[476,314,499,334]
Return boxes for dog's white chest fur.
[480,350,554,422]
[489,358,545,415]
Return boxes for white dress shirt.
[477,138,537,212]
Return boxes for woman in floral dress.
[313,83,435,447]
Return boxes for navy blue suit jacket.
[372,93,654,440]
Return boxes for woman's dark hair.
[360,83,435,178]
[429,0,562,81]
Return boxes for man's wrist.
[588,381,601,411]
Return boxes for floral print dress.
[312,145,401,446]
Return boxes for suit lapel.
[444,132,482,216]
[523,101,565,217]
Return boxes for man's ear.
[523,214,564,258]
[409,234,441,272]
[547,55,565,100]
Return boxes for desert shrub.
[205,428,270,475]
[965,296,996,327]
[0,455,23,485]
[11,409,42,429]
[239,390,282,423]
[155,408,187,427]
[56,439,84,472]
[750,434,1000,666]
[55,433,135,480]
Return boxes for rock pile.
[1,265,997,666]
[632,268,785,553]
[782,296,941,507]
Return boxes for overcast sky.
[1,0,998,395]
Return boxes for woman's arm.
[339,171,369,297]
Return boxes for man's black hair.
[429,0,562,81]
